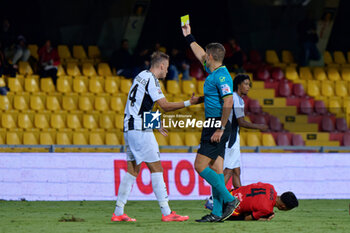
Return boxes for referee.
[182,23,240,222]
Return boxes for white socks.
[114,172,136,216]
[151,172,171,216]
[114,172,171,217]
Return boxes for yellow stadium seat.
[24,78,40,93]
[8,77,23,93]
[6,131,21,145]
[321,81,334,97]
[240,133,246,146]
[184,133,199,146]
[154,132,168,146]
[285,66,299,80]
[197,81,205,95]
[88,45,101,59]
[66,63,81,76]
[299,67,313,80]
[105,78,118,94]
[57,76,72,93]
[98,63,112,76]
[182,80,196,95]
[262,133,276,146]
[27,44,38,60]
[62,95,78,111]
[23,131,39,145]
[82,63,97,76]
[89,77,104,94]
[13,94,29,111]
[282,50,294,64]
[46,95,61,112]
[73,76,88,93]
[120,79,132,94]
[18,61,33,75]
[246,132,261,147]
[110,96,124,113]
[0,77,5,87]
[115,114,124,130]
[2,113,17,129]
[94,95,109,112]
[266,50,280,64]
[333,51,346,65]
[89,131,104,145]
[58,45,72,60]
[39,131,55,145]
[335,81,348,97]
[343,97,350,114]
[328,97,342,115]
[56,131,72,145]
[100,114,114,130]
[67,114,82,130]
[40,78,56,93]
[167,80,181,95]
[18,113,33,129]
[323,51,333,65]
[0,95,11,111]
[34,114,50,130]
[0,132,4,145]
[83,114,98,129]
[50,114,66,129]
[57,64,66,76]
[106,132,120,145]
[169,132,184,146]
[313,67,327,81]
[159,80,166,94]
[306,80,320,97]
[73,45,88,60]
[78,95,93,111]
[327,68,341,81]
[73,131,88,145]
[341,68,350,81]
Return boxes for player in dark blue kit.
[182,23,240,222]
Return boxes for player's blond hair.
[150,51,169,67]
[205,43,226,62]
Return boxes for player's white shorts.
[124,130,160,165]
[224,133,241,169]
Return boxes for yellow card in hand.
[181,14,190,26]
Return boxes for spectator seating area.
[0,45,350,152]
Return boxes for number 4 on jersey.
[129,84,139,106]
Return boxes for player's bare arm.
[181,24,206,64]
[237,117,268,131]
[210,95,233,143]
[157,95,198,112]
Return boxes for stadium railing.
[1,145,350,153]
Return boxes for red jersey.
[230,182,277,220]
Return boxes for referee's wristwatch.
[220,125,225,131]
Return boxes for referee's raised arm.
[182,24,206,64]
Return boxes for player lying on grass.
[205,182,299,221]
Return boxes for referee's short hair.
[280,191,299,210]
[150,51,169,67]
[205,43,226,62]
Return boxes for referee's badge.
[221,84,231,95]
[143,110,161,129]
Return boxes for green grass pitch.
[0,200,349,233]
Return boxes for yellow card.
[181,14,190,26]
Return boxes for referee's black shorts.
[197,118,231,160]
